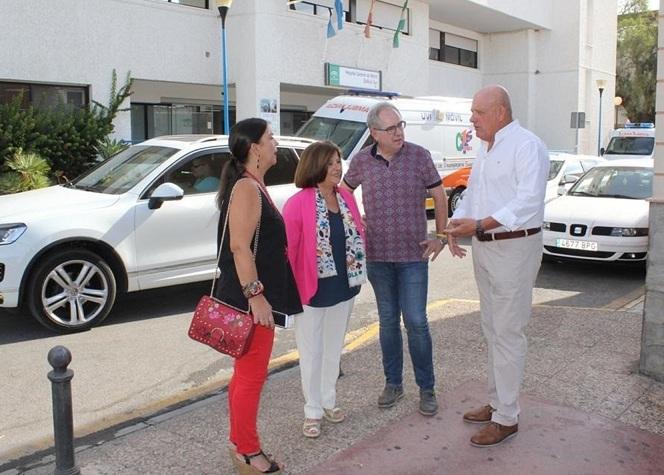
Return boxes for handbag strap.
[209,179,262,296]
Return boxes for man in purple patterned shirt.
[342,101,464,416]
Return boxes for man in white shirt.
[445,85,549,447]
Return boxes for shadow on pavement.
[0,281,210,345]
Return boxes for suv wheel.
[26,249,117,332]
[448,187,465,216]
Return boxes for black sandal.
[229,448,282,474]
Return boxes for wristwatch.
[435,232,448,246]
[475,219,485,237]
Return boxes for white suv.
[0,135,314,332]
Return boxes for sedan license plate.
[556,238,598,251]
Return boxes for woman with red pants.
[215,118,302,474]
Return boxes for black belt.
[476,227,541,242]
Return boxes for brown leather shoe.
[462,404,495,424]
[470,422,518,447]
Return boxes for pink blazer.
[283,187,365,306]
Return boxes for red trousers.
[228,324,275,454]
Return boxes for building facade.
[0,0,616,153]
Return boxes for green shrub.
[0,148,51,194]
[0,70,132,184]
[95,137,129,161]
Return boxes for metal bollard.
[47,346,80,475]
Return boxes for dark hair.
[216,118,268,209]
[294,141,342,188]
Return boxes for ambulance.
[296,92,479,178]
[602,123,655,160]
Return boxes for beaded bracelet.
[242,280,265,299]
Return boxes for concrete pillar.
[639,6,664,382]
[228,0,282,134]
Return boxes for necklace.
[318,186,336,200]
[244,170,277,209]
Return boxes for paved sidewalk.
[3,299,664,474]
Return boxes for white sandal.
[323,407,345,423]
[302,419,322,438]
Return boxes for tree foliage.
[616,0,657,123]
[0,70,132,183]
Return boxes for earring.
[257,154,261,170]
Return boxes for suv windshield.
[604,136,654,156]
[297,117,367,159]
[548,159,564,181]
[568,166,653,199]
[70,145,178,194]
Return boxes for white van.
[603,123,655,160]
[296,93,479,177]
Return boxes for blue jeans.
[367,261,434,390]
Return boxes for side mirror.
[562,174,579,185]
[148,182,184,209]
[557,185,567,196]
[600,147,605,156]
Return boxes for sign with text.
[325,63,382,92]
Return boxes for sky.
[618,0,659,10]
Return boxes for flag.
[392,0,409,48]
[335,0,344,30]
[327,8,336,38]
[364,0,376,38]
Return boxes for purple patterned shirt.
[343,142,441,262]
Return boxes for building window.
[0,81,88,109]
[280,110,313,136]
[288,0,349,16]
[429,30,477,68]
[161,0,208,8]
[290,1,410,36]
[289,0,350,21]
[131,103,236,143]
[356,0,410,34]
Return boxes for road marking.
[603,285,645,310]
[344,322,379,352]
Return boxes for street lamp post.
[614,96,623,129]
[216,0,233,135]
[596,79,607,155]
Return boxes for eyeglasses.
[373,120,406,135]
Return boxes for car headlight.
[542,221,551,231]
[0,223,27,245]
[609,227,648,237]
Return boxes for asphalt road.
[0,238,646,465]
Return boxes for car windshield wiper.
[600,194,636,199]
[569,191,596,197]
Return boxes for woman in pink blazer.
[283,141,366,439]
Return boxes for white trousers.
[472,233,542,426]
[294,298,354,419]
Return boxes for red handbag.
[188,296,254,358]
[188,182,261,358]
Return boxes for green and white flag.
[392,0,409,48]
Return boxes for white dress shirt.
[453,120,550,232]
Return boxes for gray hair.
[367,101,401,128]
